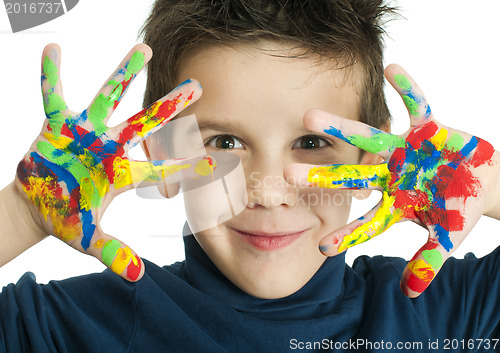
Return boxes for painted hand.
[15,44,204,281]
[286,64,498,297]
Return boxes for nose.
[245,156,297,209]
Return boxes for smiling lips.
[232,228,307,251]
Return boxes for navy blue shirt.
[1,233,499,352]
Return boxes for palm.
[286,64,496,297]
[16,44,201,281]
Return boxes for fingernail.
[319,245,330,253]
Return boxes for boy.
[1,1,500,352]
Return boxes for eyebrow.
[191,116,310,134]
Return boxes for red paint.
[155,95,181,118]
[437,165,479,200]
[126,255,142,281]
[61,124,74,138]
[405,272,430,293]
[116,95,183,147]
[392,189,427,219]
[471,139,495,167]
[406,121,439,149]
[388,147,406,173]
[103,156,118,184]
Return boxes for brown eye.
[207,135,243,150]
[293,135,329,149]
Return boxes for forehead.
[175,43,361,124]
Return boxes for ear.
[352,123,391,200]
[141,140,181,199]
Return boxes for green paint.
[88,93,113,136]
[422,249,443,269]
[402,95,419,116]
[37,141,101,207]
[124,51,145,81]
[87,51,144,136]
[44,93,67,137]
[108,81,123,104]
[102,239,121,267]
[394,74,412,92]
[349,133,405,154]
[43,56,58,87]
[38,141,89,182]
[444,133,465,152]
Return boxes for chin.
[237,259,325,299]
[194,223,328,298]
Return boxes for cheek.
[193,229,233,260]
[302,188,353,229]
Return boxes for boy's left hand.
[285,64,500,298]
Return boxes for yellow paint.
[111,246,136,274]
[132,161,191,185]
[79,177,94,211]
[338,192,401,252]
[194,157,216,176]
[44,132,73,149]
[52,214,81,243]
[113,157,133,189]
[408,258,435,281]
[76,151,109,201]
[22,176,55,220]
[130,98,180,138]
[308,164,390,189]
[93,239,106,249]
[429,128,448,151]
[21,176,80,242]
[158,163,191,178]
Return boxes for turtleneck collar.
[181,224,349,321]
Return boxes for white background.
[0,1,499,286]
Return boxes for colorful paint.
[306,72,495,295]
[195,156,217,176]
[17,48,202,281]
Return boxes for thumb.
[400,238,446,298]
[86,230,145,282]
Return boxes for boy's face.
[174,43,368,299]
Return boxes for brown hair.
[140,0,397,129]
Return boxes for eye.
[206,134,244,150]
[292,135,331,149]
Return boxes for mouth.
[231,228,307,251]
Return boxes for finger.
[303,109,404,159]
[87,230,145,282]
[111,155,216,192]
[385,64,433,126]
[284,162,390,190]
[400,238,448,298]
[112,79,202,150]
[86,44,153,136]
[41,43,70,138]
[319,191,401,255]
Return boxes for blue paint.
[323,126,349,143]
[460,136,478,158]
[434,224,453,251]
[80,208,95,250]
[30,152,79,193]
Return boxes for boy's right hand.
[15,43,202,281]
